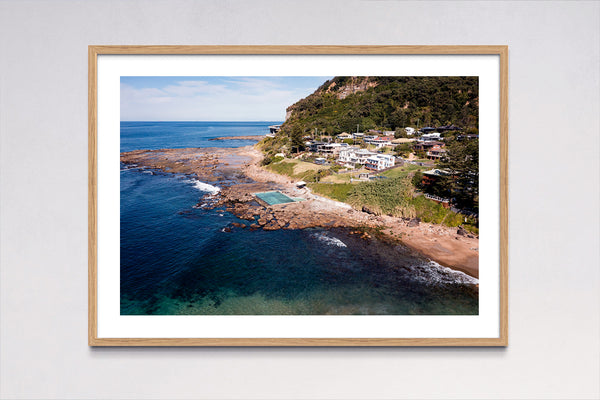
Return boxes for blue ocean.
[120,121,270,152]
[120,121,478,315]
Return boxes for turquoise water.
[120,121,478,315]
[255,191,297,205]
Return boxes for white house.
[365,154,395,171]
[338,148,377,167]
[354,149,377,164]
[420,132,441,141]
[405,127,415,136]
[338,148,359,165]
[318,142,348,155]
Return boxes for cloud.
[120,77,321,121]
[223,77,281,92]
[120,85,173,103]
[161,80,228,97]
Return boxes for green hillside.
[290,76,477,131]
[260,76,478,154]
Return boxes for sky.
[120,76,330,121]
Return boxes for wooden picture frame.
[89,45,508,346]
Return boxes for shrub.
[301,171,317,182]
[395,143,412,157]
[347,177,416,218]
[344,177,468,228]
[409,196,464,226]
[300,168,331,183]
[411,171,423,189]
[443,212,465,227]
[464,223,479,235]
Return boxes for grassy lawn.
[266,159,298,177]
[267,158,336,183]
[293,160,325,174]
[267,159,327,177]
[320,173,353,183]
[380,164,428,179]
[307,183,355,202]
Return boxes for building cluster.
[413,126,477,160]
[305,132,398,171]
[305,139,396,171]
[302,124,472,170]
[409,126,476,160]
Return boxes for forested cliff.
[283,76,478,135]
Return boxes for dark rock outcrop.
[362,205,376,215]
[407,218,420,227]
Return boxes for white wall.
[1,1,598,399]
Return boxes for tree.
[414,149,426,159]
[439,139,479,210]
[361,117,377,131]
[411,171,424,189]
[465,127,479,135]
[395,143,412,157]
[314,169,330,182]
[289,123,305,153]
[394,127,408,138]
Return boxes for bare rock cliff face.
[325,77,378,99]
[286,77,379,120]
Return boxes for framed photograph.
[89,45,508,346]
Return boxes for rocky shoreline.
[121,145,479,278]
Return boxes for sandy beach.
[121,145,479,278]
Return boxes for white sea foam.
[411,260,478,285]
[312,232,347,248]
[190,180,220,194]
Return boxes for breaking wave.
[410,261,478,285]
[312,232,347,248]
[190,180,220,194]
